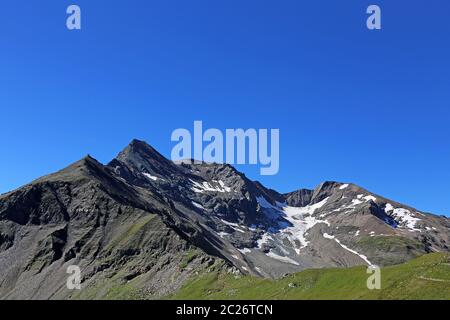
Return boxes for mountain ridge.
[0,139,449,299]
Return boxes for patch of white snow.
[190,179,233,193]
[191,201,205,210]
[266,251,300,266]
[322,233,372,265]
[142,172,158,181]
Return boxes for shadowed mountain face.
[0,140,449,299]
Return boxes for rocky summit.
[0,139,449,299]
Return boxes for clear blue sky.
[1,1,449,216]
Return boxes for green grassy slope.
[170,253,450,300]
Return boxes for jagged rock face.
[0,156,224,299]
[242,183,450,277]
[0,140,449,298]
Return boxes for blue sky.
[1,1,449,216]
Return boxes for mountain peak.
[128,138,151,148]
[1,139,449,299]
[118,139,167,162]
[81,154,97,163]
[126,138,158,152]
[317,181,343,189]
[110,139,180,178]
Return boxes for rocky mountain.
[0,139,449,299]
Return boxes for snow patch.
[256,196,331,253]
[257,233,273,249]
[363,195,377,202]
[218,180,232,192]
[339,184,349,190]
[322,233,372,265]
[238,248,251,254]
[323,233,335,239]
[142,172,158,181]
[190,179,232,193]
[277,198,330,252]
[220,219,246,233]
[266,251,300,266]
[351,199,363,206]
[191,201,205,210]
[334,194,377,213]
[385,204,421,232]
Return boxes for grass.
[71,267,144,300]
[180,250,198,270]
[355,236,425,265]
[106,214,157,250]
[170,253,450,300]
[356,235,424,252]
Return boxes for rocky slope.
[0,139,449,299]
